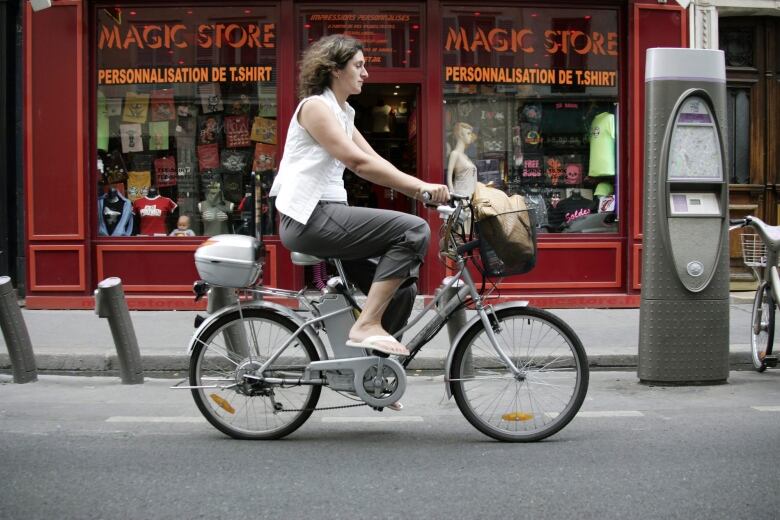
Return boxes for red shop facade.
[23,0,687,310]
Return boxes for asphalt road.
[1,372,779,519]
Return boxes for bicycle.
[178,194,589,442]
[733,215,780,371]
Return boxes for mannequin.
[446,122,478,197]
[132,186,177,236]
[98,187,133,236]
[199,183,234,236]
[371,98,393,134]
[169,215,196,236]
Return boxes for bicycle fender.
[443,301,528,399]
[186,301,328,361]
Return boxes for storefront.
[23,0,688,309]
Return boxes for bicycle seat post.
[333,259,351,291]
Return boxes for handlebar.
[421,191,471,207]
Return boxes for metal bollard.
[95,278,144,384]
[437,277,471,375]
[207,286,250,358]
[0,276,38,383]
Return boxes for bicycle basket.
[741,233,767,267]
[474,204,538,277]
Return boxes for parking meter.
[638,48,729,385]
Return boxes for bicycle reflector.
[502,412,534,422]
[210,393,236,414]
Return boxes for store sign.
[445,27,617,56]
[98,66,273,86]
[300,8,420,67]
[443,9,619,89]
[97,22,276,50]
[96,13,276,85]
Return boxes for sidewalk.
[0,293,758,375]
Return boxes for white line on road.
[751,406,780,412]
[577,411,645,418]
[106,416,206,423]
[321,416,424,423]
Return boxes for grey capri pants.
[279,201,430,286]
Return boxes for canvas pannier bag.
[471,182,537,276]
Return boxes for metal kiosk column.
[639,48,729,385]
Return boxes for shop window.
[442,6,619,233]
[297,5,421,68]
[95,5,278,238]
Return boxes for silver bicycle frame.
[185,198,525,392]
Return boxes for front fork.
[460,268,524,379]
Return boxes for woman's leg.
[349,278,408,354]
[280,203,429,354]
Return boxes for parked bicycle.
[178,194,589,442]
[733,215,780,372]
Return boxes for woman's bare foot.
[346,325,409,356]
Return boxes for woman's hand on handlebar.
[417,183,450,205]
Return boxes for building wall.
[22,0,689,309]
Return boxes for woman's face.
[333,51,368,95]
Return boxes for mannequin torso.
[447,123,478,197]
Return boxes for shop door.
[720,18,780,286]
[347,84,419,214]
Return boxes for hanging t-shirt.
[126,171,151,201]
[588,112,616,177]
[133,196,177,235]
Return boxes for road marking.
[751,406,780,412]
[106,416,206,423]
[321,416,424,423]
[576,411,644,418]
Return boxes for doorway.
[347,84,419,214]
[720,17,780,286]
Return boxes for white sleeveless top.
[269,88,353,224]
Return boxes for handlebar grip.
[729,218,747,226]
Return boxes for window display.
[95,5,278,238]
[442,7,619,233]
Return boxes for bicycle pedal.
[764,356,778,368]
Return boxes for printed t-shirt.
[133,196,177,235]
[588,112,616,177]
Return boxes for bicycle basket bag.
[471,182,537,277]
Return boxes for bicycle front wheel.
[450,306,588,442]
[750,284,774,372]
[189,307,321,440]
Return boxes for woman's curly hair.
[298,34,364,99]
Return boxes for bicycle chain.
[278,402,368,413]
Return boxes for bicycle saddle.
[291,252,325,266]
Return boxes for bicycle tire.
[450,306,589,442]
[189,307,321,440]
[750,284,774,372]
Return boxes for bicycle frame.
[185,197,527,391]
[744,217,780,334]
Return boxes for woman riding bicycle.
[270,34,450,357]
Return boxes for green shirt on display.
[588,112,615,177]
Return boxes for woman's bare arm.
[299,99,447,202]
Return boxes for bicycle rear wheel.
[189,307,321,439]
[450,306,588,442]
[750,284,774,372]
